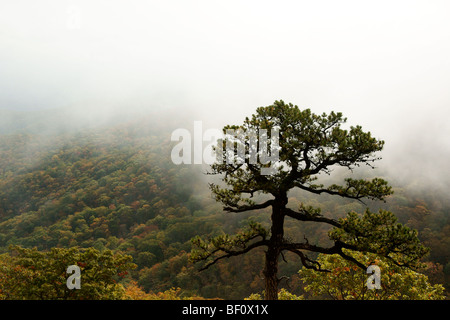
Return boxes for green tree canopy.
[299,251,445,300]
[0,246,136,299]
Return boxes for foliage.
[245,288,303,300]
[329,209,429,269]
[0,246,136,299]
[299,251,445,300]
[124,282,207,300]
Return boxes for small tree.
[299,251,445,300]
[190,100,428,300]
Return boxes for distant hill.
[0,110,448,298]
[0,112,265,298]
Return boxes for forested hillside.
[0,114,448,299]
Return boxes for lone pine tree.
[190,100,428,300]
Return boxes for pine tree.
[190,100,428,300]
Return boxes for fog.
[1,0,450,189]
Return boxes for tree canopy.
[299,251,445,300]
[0,246,135,299]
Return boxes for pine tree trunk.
[264,246,279,300]
[264,197,286,300]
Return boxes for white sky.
[1,0,449,183]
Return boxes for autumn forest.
[0,109,448,300]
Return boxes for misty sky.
[1,0,450,184]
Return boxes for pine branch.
[284,207,341,228]
[198,239,269,271]
[224,199,274,213]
